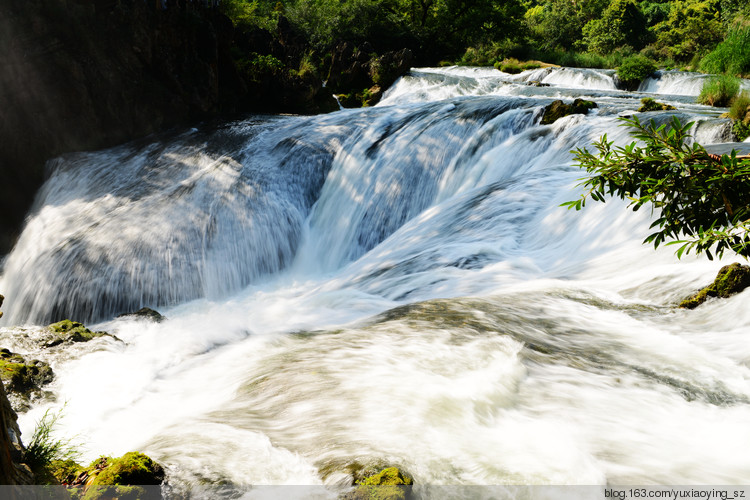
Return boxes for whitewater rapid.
[1,66,750,493]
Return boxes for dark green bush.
[616,55,657,90]
[698,74,741,106]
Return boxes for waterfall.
[2,66,750,489]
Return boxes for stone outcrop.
[540,99,597,125]
[0,349,54,406]
[117,307,166,323]
[344,467,414,500]
[0,379,34,485]
[44,320,109,347]
[680,263,750,309]
[638,97,676,112]
[328,42,413,107]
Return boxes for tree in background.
[582,0,650,54]
[650,0,723,63]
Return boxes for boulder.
[0,349,54,408]
[45,320,108,347]
[638,97,676,112]
[117,307,165,323]
[541,99,597,125]
[680,263,750,309]
[75,452,165,500]
[344,467,414,500]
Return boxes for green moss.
[49,459,82,484]
[638,97,676,112]
[359,467,413,486]
[495,58,544,74]
[90,452,164,486]
[348,467,414,500]
[77,453,164,500]
[47,319,105,346]
[0,348,53,394]
[541,99,597,125]
[679,263,750,308]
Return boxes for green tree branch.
[564,116,750,259]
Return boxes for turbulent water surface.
[2,66,750,493]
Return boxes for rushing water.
[2,66,750,493]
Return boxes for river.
[1,66,750,495]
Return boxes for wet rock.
[0,379,34,484]
[0,348,54,398]
[680,263,750,309]
[370,49,413,89]
[117,307,165,323]
[343,467,414,500]
[328,43,412,107]
[74,452,165,499]
[541,99,597,125]
[638,97,676,112]
[0,293,4,319]
[44,320,108,347]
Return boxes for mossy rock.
[679,263,750,309]
[49,459,82,485]
[638,97,676,112]
[46,320,107,347]
[345,467,414,500]
[0,348,53,395]
[541,99,597,125]
[91,452,164,486]
[79,452,164,500]
[117,307,165,323]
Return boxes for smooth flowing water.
[2,66,750,492]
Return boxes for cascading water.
[2,66,750,493]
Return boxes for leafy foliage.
[616,55,657,89]
[651,0,723,63]
[698,74,740,106]
[565,116,750,259]
[582,0,650,54]
[699,25,750,76]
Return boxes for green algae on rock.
[638,97,676,112]
[66,452,165,500]
[46,320,107,347]
[541,99,597,125]
[680,263,750,309]
[0,348,53,396]
[345,467,414,500]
